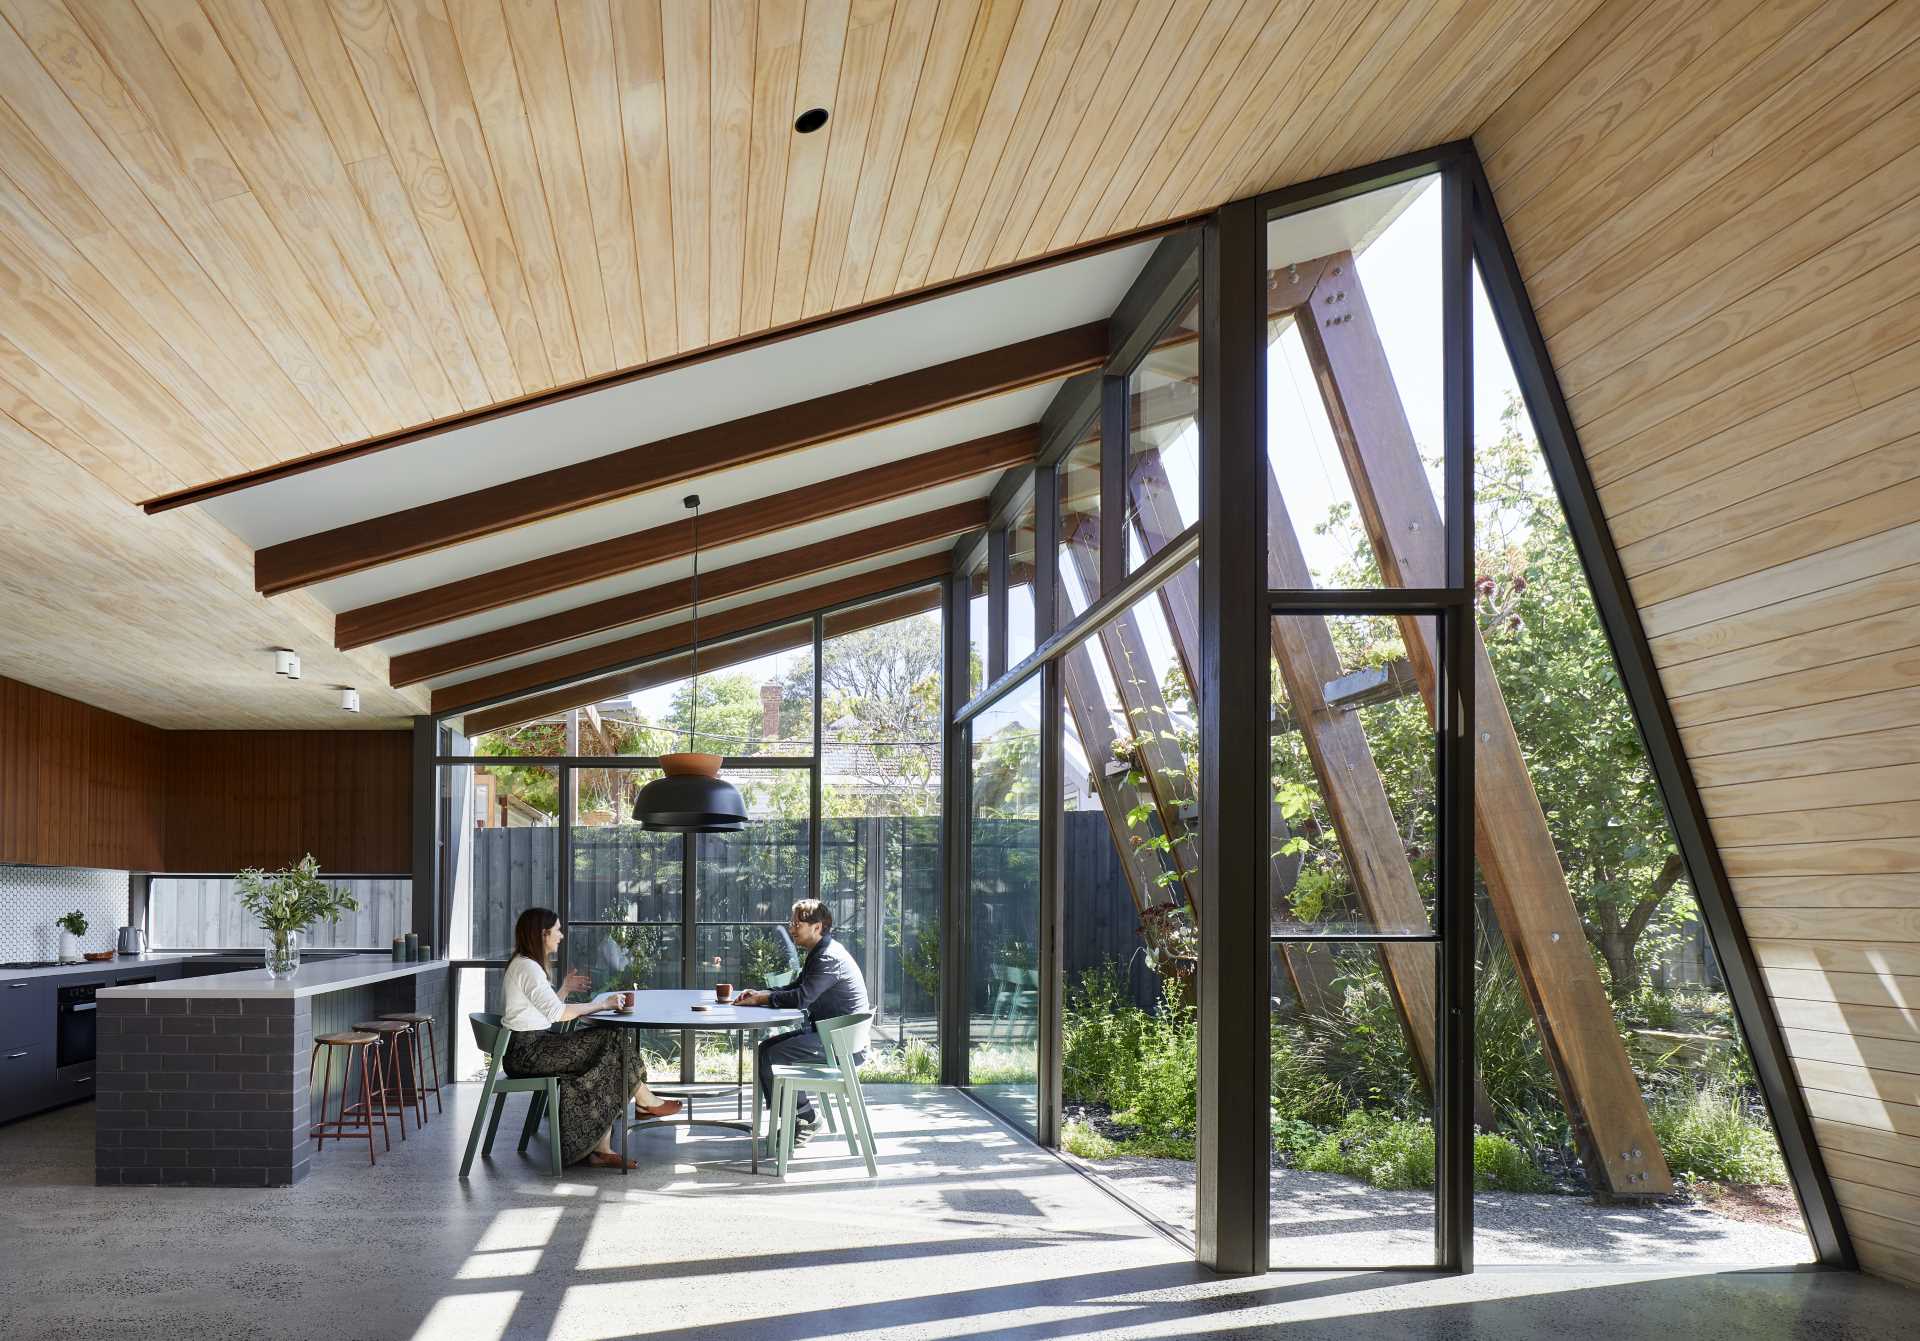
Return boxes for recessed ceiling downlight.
[794,107,829,134]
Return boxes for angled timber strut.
[1129,433,1449,1092]
[1293,251,1670,1198]
[1061,519,1200,912]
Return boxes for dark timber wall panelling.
[1478,0,1920,1289]
[0,676,409,875]
[163,731,411,874]
[0,676,164,869]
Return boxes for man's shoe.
[791,1115,819,1147]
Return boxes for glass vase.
[264,929,301,978]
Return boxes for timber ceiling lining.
[0,0,1599,728]
[0,0,1599,505]
[1481,0,1920,1290]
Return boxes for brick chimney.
[760,681,782,740]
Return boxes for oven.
[56,982,103,1069]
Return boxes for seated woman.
[501,907,680,1171]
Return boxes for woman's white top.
[501,955,567,1034]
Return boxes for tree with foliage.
[1470,400,1690,995]
[1281,395,1692,998]
[785,611,945,817]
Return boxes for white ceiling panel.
[200,241,1151,548]
[376,475,992,656]
[304,382,1055,615]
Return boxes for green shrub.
[1271,1115,1323,1163]
[859,1036,938,1084]
[1649,1081,1786,1184]
[1473,1132,1554,1193]
[1285,1115,1552,1194]
[1621,983,1679,1030]
[1061,1118,1118,1160]
[1323,966,1428,1119]
[1270,1030,1349,1127]
[1117,998,1196,1141]
[967,1045,1039,1086]
[1296,1114,1434,1191]
[1062,964,1149,1108]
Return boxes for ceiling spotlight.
[272,648,301,679]
[338,687,361,713]
[793,107,828,134]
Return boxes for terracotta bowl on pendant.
[659,752,723,779]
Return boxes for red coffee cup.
[715,982,733,1002]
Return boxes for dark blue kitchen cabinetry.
[1,962,184,1123]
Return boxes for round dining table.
[591,989,803,1174]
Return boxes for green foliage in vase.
[55,910,88,936]
[233,855,358,940]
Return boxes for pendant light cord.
[687,495,701,752]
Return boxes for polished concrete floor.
[0,1083,1912,1340]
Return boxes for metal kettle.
[117,926,147,956]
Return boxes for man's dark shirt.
[767,932,868,1028]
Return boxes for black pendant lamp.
[633,495,749,833]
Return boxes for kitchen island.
[94,956,448,1186]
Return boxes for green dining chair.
[769,1012,877,1180]
[459,1012,563,1179]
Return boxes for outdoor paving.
[0,1084,1900,1341]
[1089,1153,1816,1267]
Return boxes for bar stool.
[353,1019,425,1137]
[309,1031,388,1164]
[378,1011,443,1122]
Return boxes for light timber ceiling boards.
[1479,0,1920,1291]
[0,0,1601,724]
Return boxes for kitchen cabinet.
[2,977,52,1051]
[1,962,186,1124]
[0,1042,54,1122]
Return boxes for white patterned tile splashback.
[0,865,129,961]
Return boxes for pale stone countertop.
[96,954,447,1000]
[0,952,221,983]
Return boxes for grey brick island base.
[94,957,449,1187]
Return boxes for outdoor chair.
[989,965,1039,1039]
[768,1011,877,1180]
[459,1012,563,1179]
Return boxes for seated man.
[732,898,869,1145]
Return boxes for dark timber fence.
[462,811,1158,1017]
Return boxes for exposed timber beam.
[433,554,952,716]
[390,500,986,687]
[256,325,1105,595]
[336,426,1037,649]
[460,586,943,737]
[1298,251,1670,1198]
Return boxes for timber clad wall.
[1480,0,1920,1287]
[164,731,411,873]
[0,676,409,874]
[1,676,164,869]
